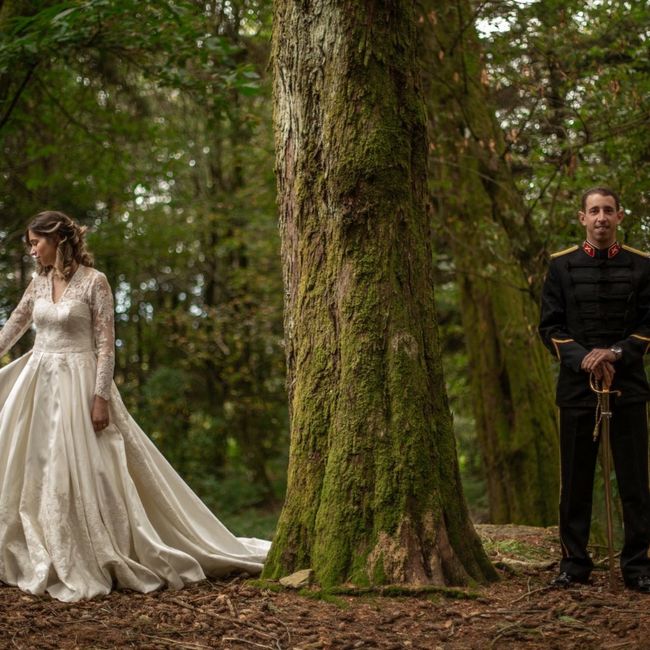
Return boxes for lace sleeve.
[0,279,35,358]
[90,272,115,400]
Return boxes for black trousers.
[559,403,650,582]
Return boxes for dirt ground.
[0,524,648,649]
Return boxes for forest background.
[0,0,649,543]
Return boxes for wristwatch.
[610,345,623,361]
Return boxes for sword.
[590,374,621,590]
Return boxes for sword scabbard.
[589,372,618,589]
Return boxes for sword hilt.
[589,373,621,441]
[589,373,622,398]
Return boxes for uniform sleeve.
[0,279,35,358]
[90,272,115,400]
[613,259,650,366]
[539,261,588,373]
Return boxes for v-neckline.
[50,265,81,304]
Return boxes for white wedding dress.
[0,265,269,602]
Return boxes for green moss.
[482,538,552,562]
[371,554,387,585]
[297,589,349,608]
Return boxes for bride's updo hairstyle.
[26,211,94,279]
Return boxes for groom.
[539,187,650,592]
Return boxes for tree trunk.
[417,0,559,525]
[264,0,495,587]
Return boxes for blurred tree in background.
[1,0,648,538]
[419,0,559,527]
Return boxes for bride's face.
[28,230,58,267]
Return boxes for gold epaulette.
[550,245,579,259]
[622,244,650,257]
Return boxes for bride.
[0,211,270,602]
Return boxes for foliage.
[480,0,650,248]
[0,0,285,531]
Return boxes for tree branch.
[0,63,38,131]
[35,76,105,145]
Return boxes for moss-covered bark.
[264,1,496,587]
[417,1,559,525]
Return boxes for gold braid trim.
[631,333,650,354]
[550,245,579,259]
[622,244,650,257]
[551,337,574,359]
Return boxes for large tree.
[417,0,559,525]
[263,1,495,587]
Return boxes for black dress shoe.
[551,571,590,588]
[624,575,650,593]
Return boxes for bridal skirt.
[0,350,269,602]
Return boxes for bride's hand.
[91,395,110,432]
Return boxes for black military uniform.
[539,240,650,585]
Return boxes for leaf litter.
[0,525,648,649]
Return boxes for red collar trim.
[582,241,595,257]
[582,241,621,258]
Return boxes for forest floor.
[0,524,648,649]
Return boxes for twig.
[557,618,596,633]
[490,616,536,647]
[189,592,229,603]
[270,615,291,645]
[226,596,238,617]
[525,164,561,221]
[0,63,38,131]
[160,595,263,633]
[327,584,479,600]
[593,551,621,566]
[167,597,196,611]
[602,606,644,614]
[222,638,275,649]
[199,611,276,639]
[510,584,554,604]
[139,634,211,649]
[495,557,555,570]
[202,577,229,589]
